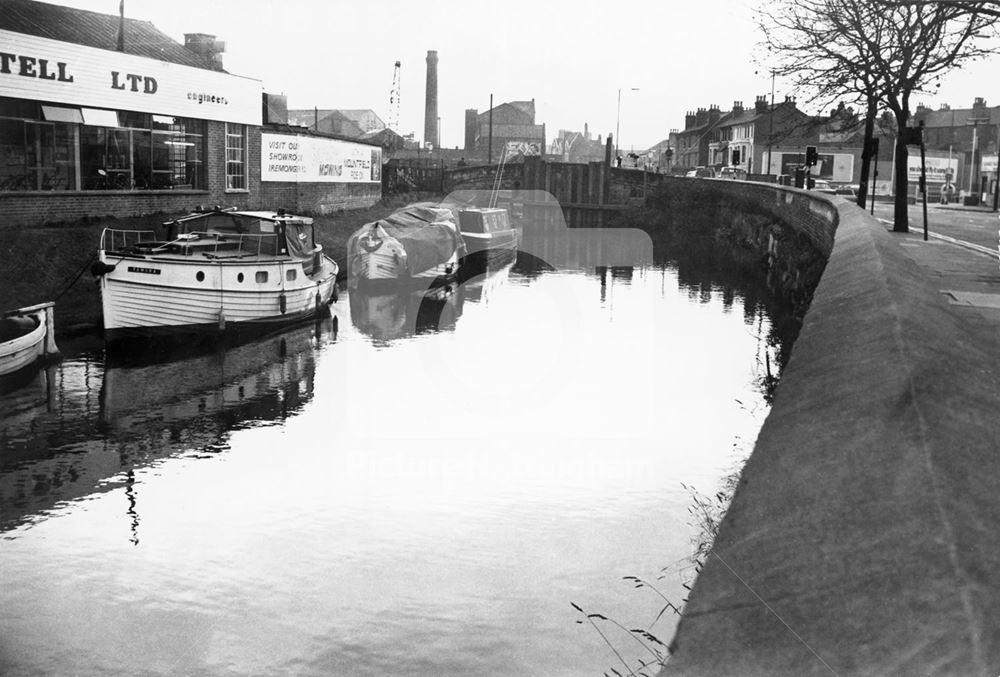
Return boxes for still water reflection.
[0,243,787,676]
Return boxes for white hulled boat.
[94,207,338,342]
[0,302,59,377]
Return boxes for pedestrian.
[940,181,954,205]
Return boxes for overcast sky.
[50,0,1000,149]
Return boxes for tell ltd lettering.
[111,71,157,94]
[0,53,73,82]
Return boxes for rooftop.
[0,0,214,70]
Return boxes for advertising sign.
[0,29,261,124]
[777,152,854,182]
[505,141,541,157]
[982,155,998,174]
[906,156,958,183]
[262,133,382,183]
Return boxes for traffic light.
[805,145,818,167]
[902,126,923,146]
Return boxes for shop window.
[226,123,247,191]
[79,115,205,191]
[0,117,77,191]
[0,97,205,192]
[80,126,131,189]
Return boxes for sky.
[47,0,1000,150]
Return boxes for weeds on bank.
[571,598,672,677]
[575,468,745,675]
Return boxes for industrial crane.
[388,60,401,132]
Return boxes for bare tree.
[759,0,998,231]
[885,0,1000,18]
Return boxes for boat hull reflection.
[349,286,464,343]
[349,252,516,342]
[0,317,337,532]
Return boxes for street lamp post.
[615,87,639,160]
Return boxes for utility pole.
[615,87,639,161]
[488,93,493,165]
[919,121,928,242]
[766,70,775,176]
[615,88,621,159]
[994,127,1000,211]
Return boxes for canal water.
[0,237,789,676]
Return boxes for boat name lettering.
[0,53,74,82]
[127,266,161,275]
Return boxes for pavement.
[869,201,1000,331]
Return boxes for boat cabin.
[102,207,319,267]
[458,208,511,235]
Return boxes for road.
[870,200,999,252]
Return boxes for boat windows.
[196,271,205,282]
[237,272,245,283]
[255,271,268,283]
[286,269,297,282]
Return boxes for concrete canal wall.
[659,180,1000,675]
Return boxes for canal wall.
[659,181,1000,675]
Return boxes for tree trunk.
[893,112,910,233]
[857,98,877,209]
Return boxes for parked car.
[809,179,837,194]
[685,166,716,178]
[718,167,747,180]
[834,185,858,199]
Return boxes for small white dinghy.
[0,302,59,377]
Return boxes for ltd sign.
[0,29,261,125]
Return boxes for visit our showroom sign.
[261,133,382,184]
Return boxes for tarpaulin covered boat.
[347,202,465,289]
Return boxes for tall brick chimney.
[464,108,478,150]
[685,111,697,129]
[424,50,439,148]
[754,95,768,114]
[695,107,708,127]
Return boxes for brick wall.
[259,181,381,214]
